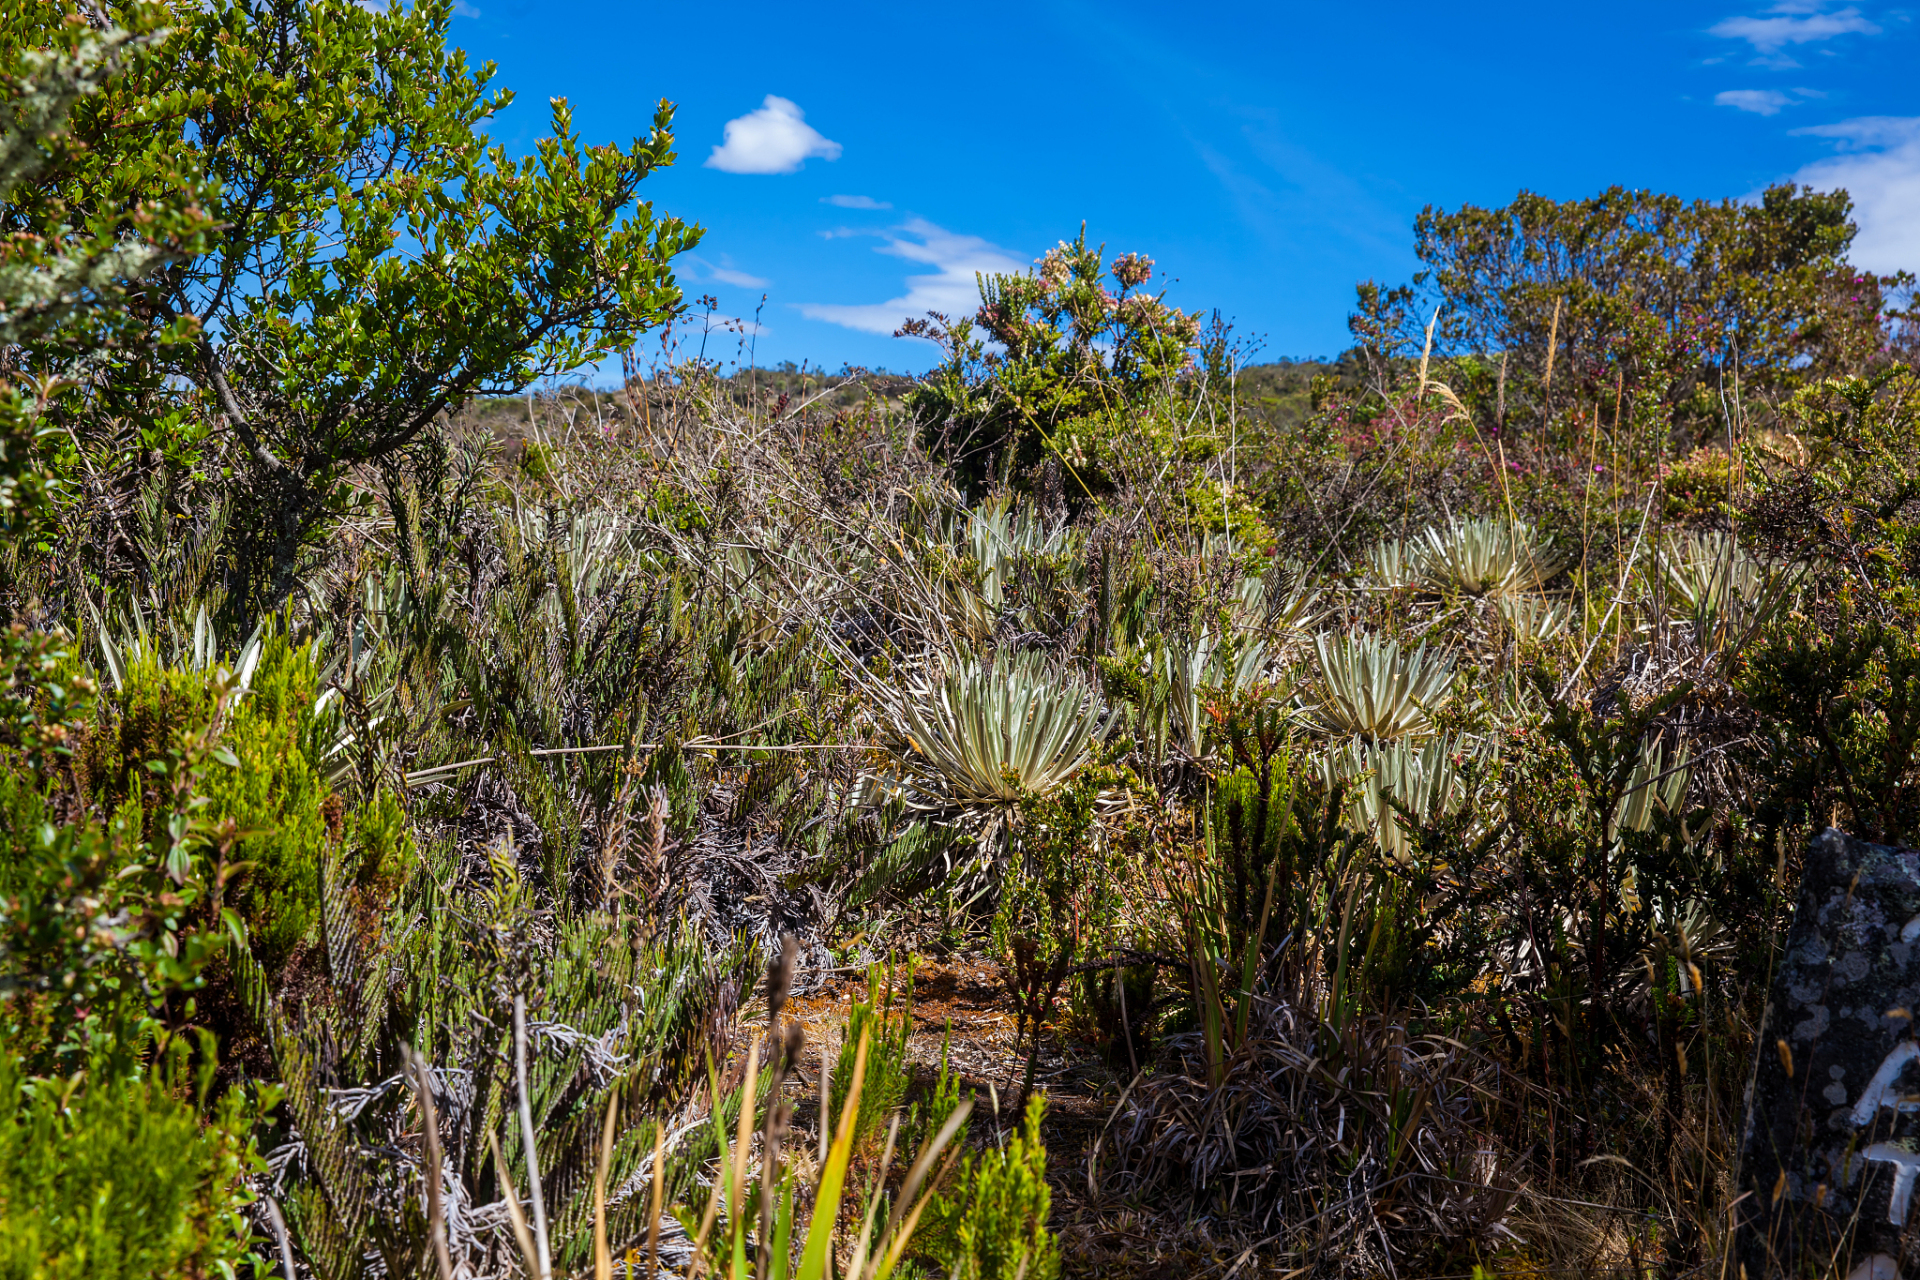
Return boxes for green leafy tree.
[0,25,214,539]
[1351,184,1905,438]
[2,0,699,612]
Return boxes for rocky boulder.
[1739,828,1920,1279]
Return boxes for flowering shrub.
[899,229,1204,494]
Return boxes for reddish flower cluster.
[1116,293,1163,326]
[1111,252,1154,289]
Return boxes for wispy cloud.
[797,218,1026,336]
[1716,88,1798,114]
[708,266,769,289]
[705,96,841,175]
[1192,108,1407,262]
[1709,1,1879,66]
[1789,116,1920,272]
[682,254,770,290]
[822,194,892,210]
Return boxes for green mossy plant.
[195,637,328,969]
[921,1094,1061,1280]
[831,961,915,1151]
[0,1045,266,1280]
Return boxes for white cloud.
[705,96,841,175]
[682,254,770,290]
[1717,88,1797,114]
[1789,116,1920,273]
[797,218,1026,336]
[1797,116,1920,147]
[709,266,769,289]
[1709,3,1879,56]
[822,195,893,210]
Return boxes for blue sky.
[451,0,1919,375]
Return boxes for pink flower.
[1111,253,1154,289]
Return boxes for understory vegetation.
[5,3,1920,1277]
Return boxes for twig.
[404,1048,455,1280]
[263,1195,298,1279]
[1558,483,1659,700]
[515,994,554,1280]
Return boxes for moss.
[196,638,328,970]
[0,1047,262,1279]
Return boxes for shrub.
[900,229,1203,494]
[993,764,1133,1082]
[923,1094,1060,1280]
[0,1045,265,1280]
[194,637,331,969]
[830,961,915,1151]
[1,625,236,1069]
[1739,610,1920,846]
[342,783,413,900]
[1661,446,1736,524]
[70,651,216,824]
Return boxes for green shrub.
[40,633,380,977]
[343,784,413,900]
[198,637,330,969]
[923,1022,969,1151]
[0,623,97,878]
[994,764,1131,1069]
[1183,477,1276,554]
[1660,446,1736,525]
[0,624,265,1276]
[901,229,1203,494]
[0,1045,264,1280]
[830,961,914,1150]
[71,654,216,825]
[1,625,235,1070]
[1740,610,1920,846]
[922,1094,1060,1280]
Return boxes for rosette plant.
[1314,631,1453,743]
[873,647,1112,817]
[1413,516,1565,598]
